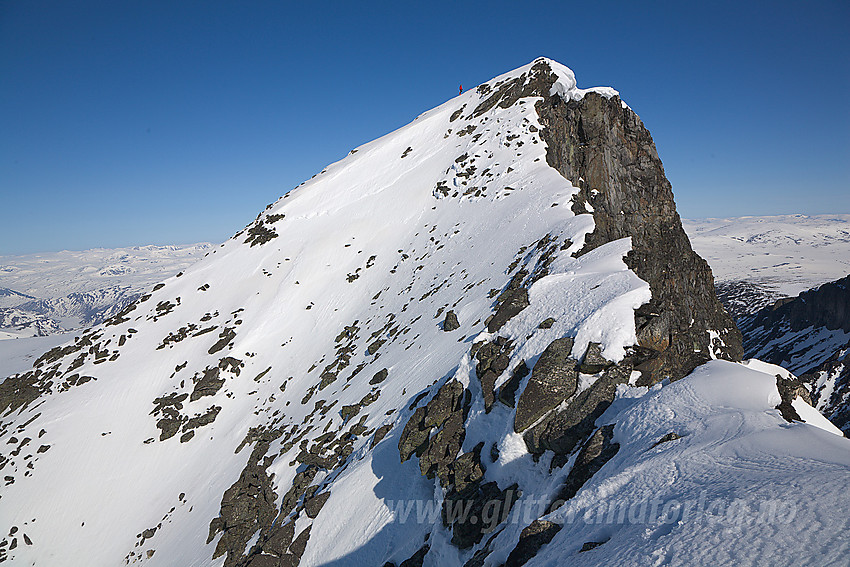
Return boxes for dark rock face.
[487,288,529,333]
[523,364,630,467]
[774,374,810,423]
[740,274,850,375]
[475,337,514,412]
[207,432,281,566]
[737,275,850,434]
[549,424,619,511]
[527,62,742,383]
[503,520,562,567]
[514,337,577,432]
[749,275,850,337]
[803,353,850,434]
[443,310,460,332]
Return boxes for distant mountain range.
[683,214,850,318]
[0,243,212,339]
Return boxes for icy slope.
[0,58,836,567]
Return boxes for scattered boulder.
[443,310,460,331]
[578,342,613,374]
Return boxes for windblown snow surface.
[1,59,848,566]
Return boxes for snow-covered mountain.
[683,215,850,318]
[0,58,847,567]
[0,244,212,380]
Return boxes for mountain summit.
[1,58,846,567]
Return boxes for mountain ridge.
[0,58,845,567]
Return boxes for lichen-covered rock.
[524,363,630,465]
[514,337,577,432]
[578,342,612,374]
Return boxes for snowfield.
[0,58,847,567]
[683,214,850,308]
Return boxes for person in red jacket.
[459,84,463,94]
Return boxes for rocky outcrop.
[740,274,850,375]
[527,62,742,383]
[737,274,850,434]
[513,337,577,432]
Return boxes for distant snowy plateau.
[683,214,850,318]
[0,244,211,377]
[0,59,848,567]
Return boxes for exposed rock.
[537,318,555,329]
[524,363,630,464]
[774,374,808,422]
[504,519,562,567]
[652,432,682,447]
[207,430,282,567]
[514,337,577,432]
[399,544,430,567]
[191,366,225,402]
[498,360,529,408]
[444,482,519,549]
[487,288,529,333]
[578,342,612,374]
[579,540,607,552]
[369,368,389,385]
[398,406,429,462]
[475,338,513,412]
[549,424,619,511]
[304,490,330,518]
[443,310,460,331]
[803,351,850,435]
[531,64,742,382]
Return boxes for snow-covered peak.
[0,59,845,567]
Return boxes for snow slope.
[0,58,846,567]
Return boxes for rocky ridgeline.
[739,274,850,434]
[387,61,742,566]
[0,59,746,566]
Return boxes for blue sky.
[1,1,848,254]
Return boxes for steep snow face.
[0,58,649,566]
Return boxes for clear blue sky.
[1,1,848,254]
